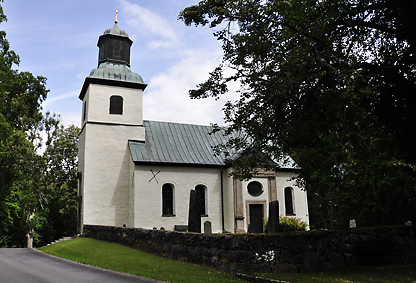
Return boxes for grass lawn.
[255,264,416,283]
[38,238,416,283]
[37,238,244,283]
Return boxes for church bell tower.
[77,12,147,233]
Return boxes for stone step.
[46,234,80,246]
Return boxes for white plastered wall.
[222,167,235,233]
[133,165,227,233]
[78,128,86,232]
[82,83,144,128]
[275,171,309,226]
[79,83,145,229]
[128,156,136,228]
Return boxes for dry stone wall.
[83,225,415,273]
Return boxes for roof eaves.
[79,76,147,101]
[133,160,228,168]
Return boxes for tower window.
[162,184,174,216]
[109,95,123,115]
[83,101,87,121]
[195,185,207,216]
[285,187,295,215]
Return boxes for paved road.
[0,248,164,283]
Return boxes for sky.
[1,0,238,127]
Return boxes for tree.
[0,0,48,244]
[179,0,416,228]
[37,117,79,246]
[1,113,79,247]
[0,2,78,247]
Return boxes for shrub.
[279,216,308,232]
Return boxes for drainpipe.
[221,167,225,233]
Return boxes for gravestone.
[268,200,280,233]
[204,221,212,234]
[247,223,252,233]
[188,189,201,233]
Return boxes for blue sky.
[2,0,236,127]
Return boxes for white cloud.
[42,90,78,108]
[115,1,235,126]
[121,1,181,49]
[143,48,236,126]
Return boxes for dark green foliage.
[35,120,79,246]
[278,216,308,232]
[179,0,416,229]
[0,2,79,247]
[0,1,47,246]
[265,216,308,233]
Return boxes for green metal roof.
[129,120,297,169]
[129,120,231,167]
[79,22,147,101]
[88,62,145,84]
[103,23,129,37]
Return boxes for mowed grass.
[38,238,416,283]
[38,238,244,283]
[255,265,416,283]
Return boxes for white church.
[77,18,309,234]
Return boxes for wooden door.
[249,204,263,233]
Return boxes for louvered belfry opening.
[97,25,132,67]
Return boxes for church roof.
[88,62,145,84]
[79,20,147,101]
[103,23,129,37]
[129,120,297,169]
[129,120,231,167]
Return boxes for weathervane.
[115,6,119,24]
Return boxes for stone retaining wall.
[83,225,415,273]
[346,226,416,265]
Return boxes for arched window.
[109,95,123,115]
[195,185,206,216]
[284,187,295,215]
[162,184,174,216]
